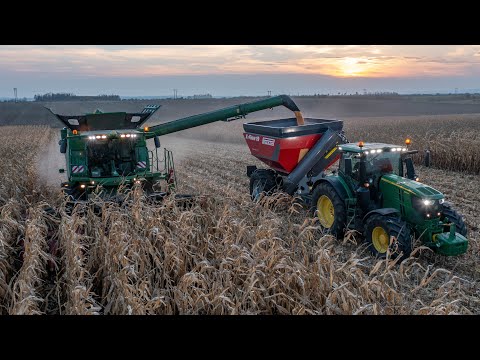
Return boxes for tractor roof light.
[88,136,95,140]
[144,126,149,132]
[126,134,131,138]
[101,135,107,139]
[358,141,365,148]
[120,134,126,138]
[72,130,78,135]
[96,135,101,139]
[405,138,412,146]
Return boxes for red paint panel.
[244,132,322,173]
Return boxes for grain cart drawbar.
[243,115,469,258]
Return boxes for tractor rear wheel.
[310,182,346,238]
[364,214,412,260]
[249,169,278,202]
[441,203,468,237]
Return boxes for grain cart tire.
[249,169,277,202]
[441,203,468,237]
[310,182,346,238]
[365,214,412,260]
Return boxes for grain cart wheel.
[441,203,468,237]
[365,215,412,260]
[249,169,277,202]
[310,182,346,238]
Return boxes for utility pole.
[13,88,17,103]
[173,89,178,99]
[267,90,271,97]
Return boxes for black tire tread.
[441,203,468,237]
[365,214,412,260]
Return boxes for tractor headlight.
[423,199,434,206]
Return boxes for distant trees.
[34,93,120,101]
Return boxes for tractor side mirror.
[59,169,65,173]
[59,139,67,153]
[154,136,161,148]
[344,158,352,176]
[424,150,431,167]
[404,157,415,180]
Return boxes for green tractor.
[243,119,468,259]
[313,141,468,258]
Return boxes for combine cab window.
[87,138,137,177]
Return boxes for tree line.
[34,93,120,101]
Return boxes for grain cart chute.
[244,119,469,259]
[48,95,304,203]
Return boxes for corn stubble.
[0,126,479,315]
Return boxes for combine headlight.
[96,135,101,139]
[402,148,407,152]
[126,134,131,138]
[376,149,382,153]
[101,135,107,139]
[80,184,86,189]
[423,199,434,206]
[120,134,126,138]
[88,136,95,140]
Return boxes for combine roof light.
[101,135,107,139]
[391,148,397,152]
[131,134,137,138]
[72,130,78,135]
[376,149,382,153]
[126,134,131,138]
[88,136,95,140]
[402,148,407,152]
[96,135,101,139]
[120,134,126,138]
[144,127,149,132]
[405,138,412,145]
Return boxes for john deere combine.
[48,95,302,202]
[243,116,468,258]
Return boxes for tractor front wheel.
[249,169,278,202]
[310,182,346,238]
[441,203,468,237]
[364,215,412,260]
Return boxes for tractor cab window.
[339,152,361,180]
[365,151,401,177]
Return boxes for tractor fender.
[362,208,400,223]
[313,177,349,202]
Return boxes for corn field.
[0,125,479,315]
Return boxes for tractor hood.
[46,105,161,131]
[380,174,444,200]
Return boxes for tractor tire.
[441,203,468,237]
[249,169,278,202]
[364,214,412,260]
[310,182,346,238]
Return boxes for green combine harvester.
[47,95,302,202]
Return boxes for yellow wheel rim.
[372,226,389,253]
[317,195,335,228]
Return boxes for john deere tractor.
[243,118,469,259]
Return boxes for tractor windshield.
[365,151,401,176]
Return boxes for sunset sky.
[1,45,480,97]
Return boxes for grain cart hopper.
[244,118,468,258]
[48,95,303,203]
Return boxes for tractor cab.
[338,142,411,187]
